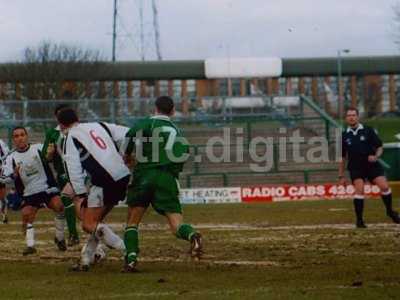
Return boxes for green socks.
[176,224,196,241]
[123,224,197,264]
[61,195,79,239]
[124,226,139,263]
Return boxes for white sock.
[81,234,99,266]
[95,223,125,252]
[92,243,107,263]
[54,213,65,241]
[26,224,35,248]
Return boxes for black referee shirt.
[342,124,383,170]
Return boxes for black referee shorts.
[349,163,385,183]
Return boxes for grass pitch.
[1,199,400,299]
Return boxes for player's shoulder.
[137,117,152,126]
[44,126,60,141]
[69,122,93,134]
[31,143,44,151]
[362,124,373,130]
[126,118,151,135]
[362,125,378,135]
[45,126,60,136]
[5,148,17,158]
[98,121,127,132]
[150,115,178,129]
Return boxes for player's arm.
[122,122,146,166]
[42,129,56,161]
[102,122,130,148]
[122,128,137,168]
[374,147,383,159]
[63,134,87,197]
[338,158,346,185]
[0,140,10,157]
[338,134,347,185]
[1,155,24,195]
[0,155,17,185]
[123,127,137,156]
[368,128,383,163]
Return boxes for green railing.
[185,169,338,188]
[300,95,339,142]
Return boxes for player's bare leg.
[353,179,367,228]
[373,176,400,223]
[166,213,203,259]
[73,205,124,271]
[86,205,118,248]
[21,205,38,255]
[0,187,8,224]
[0,199,7,224]
[71,196,107,267]
[123,206,147,272]
[48,196,67,251]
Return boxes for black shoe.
[70,262,89,272]
[3,217,8,224]
[356,220,367,229]
[387,211,400,224]
[54,238,67,251]
[22,247,37,256]
[122,260,138,273]
[189,233,203,259]
[67,236,80,247]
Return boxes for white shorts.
[87,176,129,208]
[87,186,104,208]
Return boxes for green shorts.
[127,168,182,215]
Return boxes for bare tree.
[0,40,106,99]
[23,40,102,64]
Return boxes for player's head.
[12,126,28,150]
[345,107,359,127]
[155,96,175,116]
[57,108,79,130]
[54,104,70,117]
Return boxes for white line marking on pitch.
[3,222,400,231]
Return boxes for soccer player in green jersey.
[42,105,79,246]
[122,96,203,272]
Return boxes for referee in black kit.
[339,107,399,228]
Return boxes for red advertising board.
[241,184,381,203]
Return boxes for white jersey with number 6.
[63,122,130,195]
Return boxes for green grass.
[1,200,400,299]
[365,118,400,143]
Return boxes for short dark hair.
[54,104,71,116]
[12,126,27,135]
[346,107,359,116]
[57,108,79,126]
[155,96,174,115]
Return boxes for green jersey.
[125,115,189,176]
[42,126,66,178]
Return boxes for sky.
[0,0,399,62]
